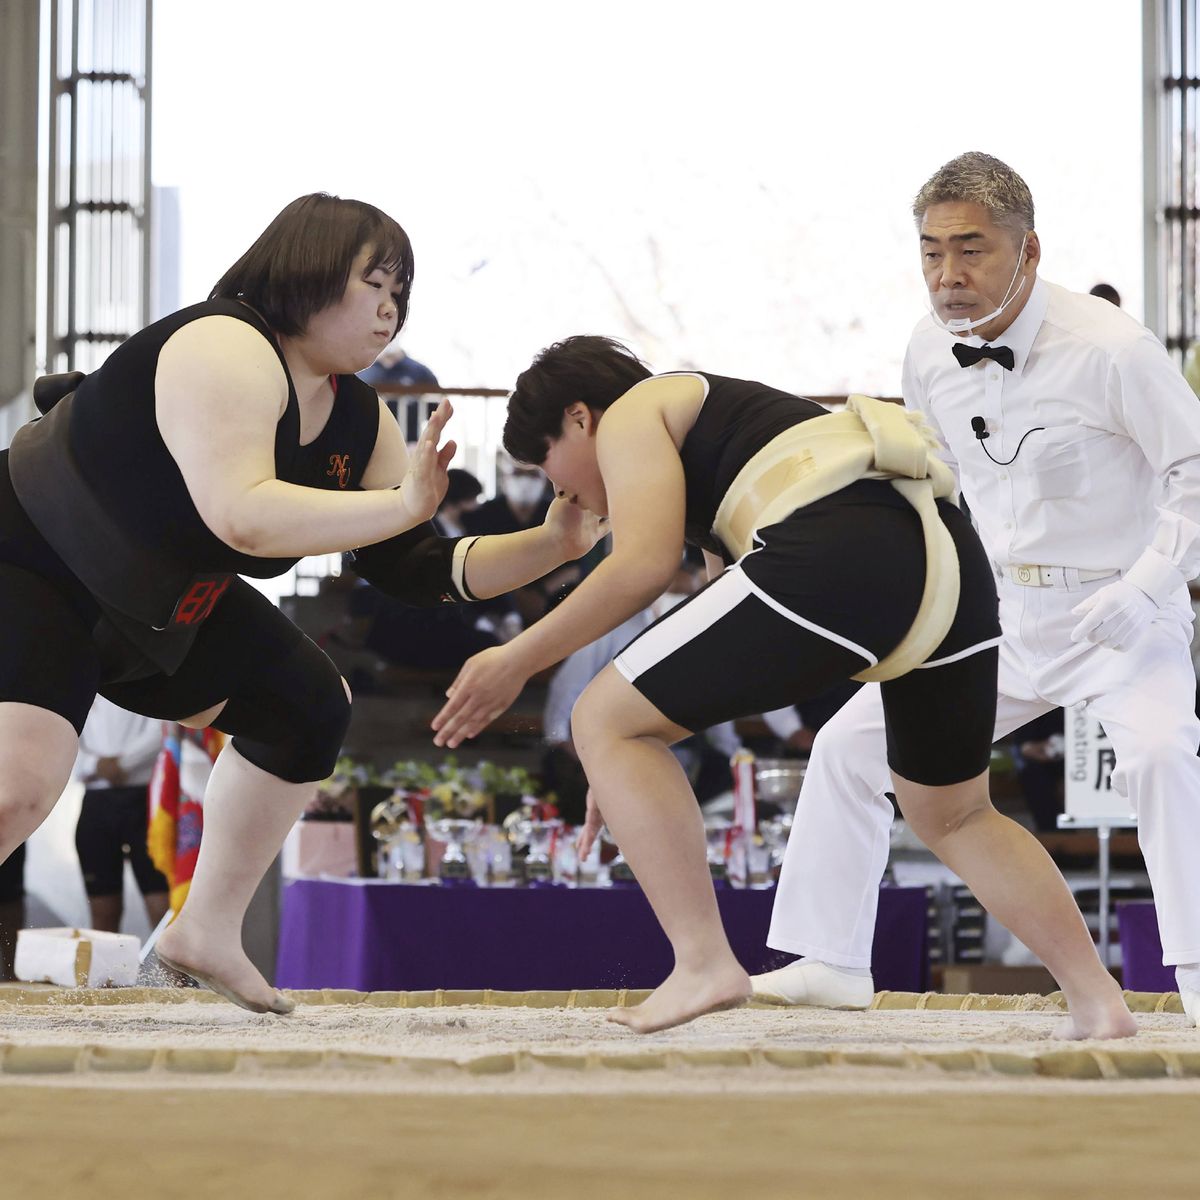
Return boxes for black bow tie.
[952,342,1014,371]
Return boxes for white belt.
[1002,564,1119,589]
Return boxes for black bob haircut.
[503,335,652,465]
[210,193,415,338]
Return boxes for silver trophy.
[511,817,562,883]
[425,817,482,882]
[704,816,732,883]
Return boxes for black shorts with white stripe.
[613,480,1001,787]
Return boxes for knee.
[0,782,58,852]
[896,785,991,849]
[218,653,353,785]
[569,686,610,767]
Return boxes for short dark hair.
[211,193,415,338]
[503,336,652,464]
[443,468,483,506]
[1089,282,1121,307]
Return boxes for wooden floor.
[3,1085,1198,1199]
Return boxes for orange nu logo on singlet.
[327,454,351,488]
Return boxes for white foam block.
[14,927,140,988]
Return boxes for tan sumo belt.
[712,394,959,683]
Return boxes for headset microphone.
[971,415,1044,466]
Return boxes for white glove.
[1070,579,1158,652]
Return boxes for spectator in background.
[358,338,440,439]
[74,696,170,932]
[1089,282,1121,307]
[757,682,863,757]
[464,454,588,634]
[1007,709,1066,833]
[329,468,499,682]
[435,468,483,538]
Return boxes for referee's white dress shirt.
[903,277,1200,604]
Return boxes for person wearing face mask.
[753,151,1200,1025]
[463,455,593,633]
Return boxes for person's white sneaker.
[750,960,874,1009]
[1174,965,1200,1028]
[1181,988,1199,1028]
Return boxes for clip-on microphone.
[971,415,1044,466]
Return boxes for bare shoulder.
[605,373,707,448]
[157,314,287,404]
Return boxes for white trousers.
[768,577,1200,968]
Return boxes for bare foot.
[156,920,294,1016]
[1054,991,1137,1041]
[608,962,751,1033]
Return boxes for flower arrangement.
[303,755,376,821]
[317,755,554,827]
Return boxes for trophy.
[511,818,563,885]
[704,817,732,886]
[425,817,482,885]
[759,813,793,881]
[370,793,409,880]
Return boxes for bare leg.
[572,667,750,1034]
[895,769,1135,1040]
[0,703,80,860]
[87,894,123,933]
[0,704,79,981]
[142,891,170,928]
[156,743,314,1014]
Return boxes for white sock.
[1174,962,1200,993]
[801,957,871,978]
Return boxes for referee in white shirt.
[755,151,1200,1025]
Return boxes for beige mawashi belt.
[712,395,960,683]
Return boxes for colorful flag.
[147,724,223,912]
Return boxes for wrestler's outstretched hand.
[575,789,604,861]
[432,643,531,748]
[396,398,457,525]
[543,497,610,561]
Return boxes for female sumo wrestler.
[0,195,606,1013]
[432,335,1135,1039]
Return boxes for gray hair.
[912,152,1035,237]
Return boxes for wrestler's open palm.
[398,399,457,524]
[431,644,531,748]
[544,497,611,560]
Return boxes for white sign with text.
[1063,702,1136,822]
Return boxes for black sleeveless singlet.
[674,372,828,556]
[65,298,381,579]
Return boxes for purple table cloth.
[1116,899,1176,992]
[276,880,928,993]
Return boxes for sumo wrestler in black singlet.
[432,335,1130,1039]
[0,195,604,1014]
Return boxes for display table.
[276,879,928,993]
